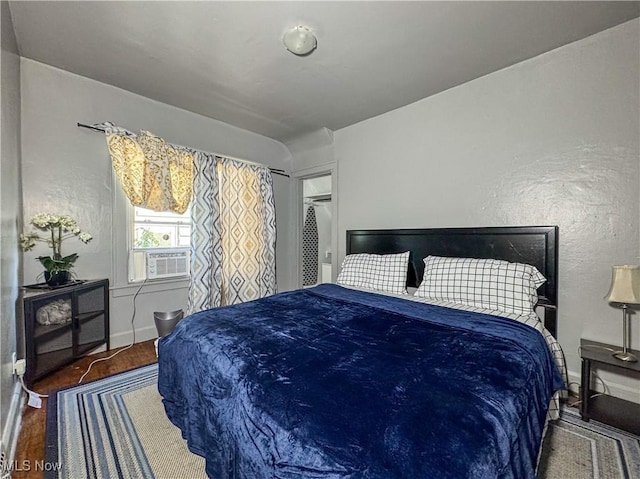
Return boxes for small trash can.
[153,309,184,337]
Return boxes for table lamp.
[604,265,640,362]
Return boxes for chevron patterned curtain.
[188,154,276,313]
[218,158,276,305]
[187,151,223,313]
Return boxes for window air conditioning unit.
[145,249,190,280]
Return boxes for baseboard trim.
[109,325,157,349]
[1,381,24,467]
[567,369,640,404]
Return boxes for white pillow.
[337,251,410,294]
[414,256,546,315]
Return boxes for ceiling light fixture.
[282,25,317,56]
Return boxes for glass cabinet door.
[31,293,74,379]
[76,284,107,356]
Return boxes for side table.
[579,338,640,435]
[22,279,110,386]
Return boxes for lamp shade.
[604,265,640,304]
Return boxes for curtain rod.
[77,122,289,177]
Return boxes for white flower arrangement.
[20,213,92,274]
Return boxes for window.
[133,207,191,248]
[129,206,191,282]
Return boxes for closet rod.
[77,122,290,177]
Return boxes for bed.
[158,226,565,479]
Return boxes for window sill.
[110,277,189,298]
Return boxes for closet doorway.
[301,174,332,287]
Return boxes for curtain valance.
[104,125,193,214]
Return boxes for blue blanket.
[158,284,563,478]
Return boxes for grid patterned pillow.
[337,251,410,294]
[414,256,546,315]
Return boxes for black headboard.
[346,226,559,337]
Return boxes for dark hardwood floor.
[12,340,157,479]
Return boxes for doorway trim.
[292,163,338,289]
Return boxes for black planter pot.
[44,270,70,287]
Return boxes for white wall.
[335,20,640,401]
[0,0,23,460]
[20,59,294,347]
[287,128,338,287]
[287,128,335,173]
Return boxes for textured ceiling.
[9,1,639,142]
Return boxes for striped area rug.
[45,364,640,478]
[537,405,640,478]
[45,364,206,479]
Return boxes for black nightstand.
[22,279,110,386]
[579,339,640,435]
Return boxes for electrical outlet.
[13,359,26,377]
